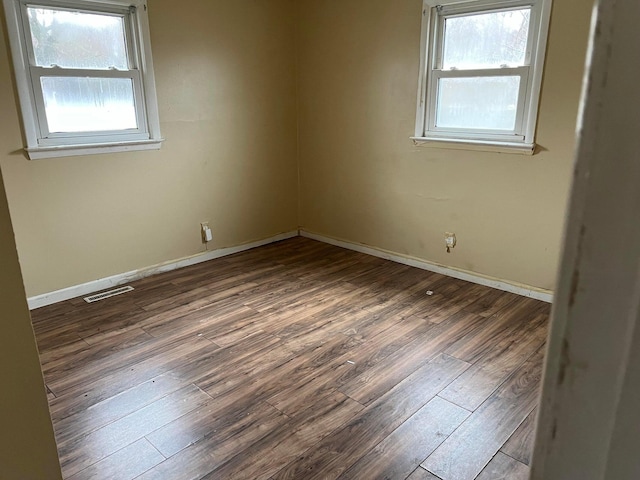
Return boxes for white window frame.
[3,0,163,159]
[413,0,552,154]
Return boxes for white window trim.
[412,0,552,154]
[3,0,163,159]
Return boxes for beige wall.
[1,0,591,298]
[296,0,592,291]
[0,0,299,297]
[0,168,61,478]
[0,1,590,473]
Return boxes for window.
[3,0,162,159]
[414,0,552,153]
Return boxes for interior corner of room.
[0,0,587,307]
[4,0,637,479]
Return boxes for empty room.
[2,0,639,479]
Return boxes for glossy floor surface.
[32,237,550,479]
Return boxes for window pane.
[436,76,520,130]
[27,7,128,70]
[41,77,137,133]
[442,9,531,70]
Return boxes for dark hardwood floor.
[31,237,550,480]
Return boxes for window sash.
[427,66,530,136]
[433,5,536,71]
[29,66,149,143]
[21,3,134,69]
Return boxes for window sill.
[411,137,536,156]
[25,139,164,160]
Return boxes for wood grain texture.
[137,402,288,480]
[30,237,549,480]
[58,384,210,477]
[337,396,470,480]
[407,468,442,480]
[501,409,538,465]
[423,347,545,480]
[475,452,530,480]
[66,439,164,480]
[438,314,548,411]
[339,311,486,405]
[271,354,470,480]
[52,374,185,447]
[444,298,546,363]
[203,390,364,480]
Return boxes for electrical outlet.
[445,232,456,252]
[200,222,212,243]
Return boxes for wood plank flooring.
[31,237,550,480]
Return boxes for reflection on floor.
[32,237,549,480]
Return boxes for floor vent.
[83,286,134,303]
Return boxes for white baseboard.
[300,230,554,303]
[28,228,553,310]
[27,231,299,310]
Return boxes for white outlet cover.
[445,233,457,247]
